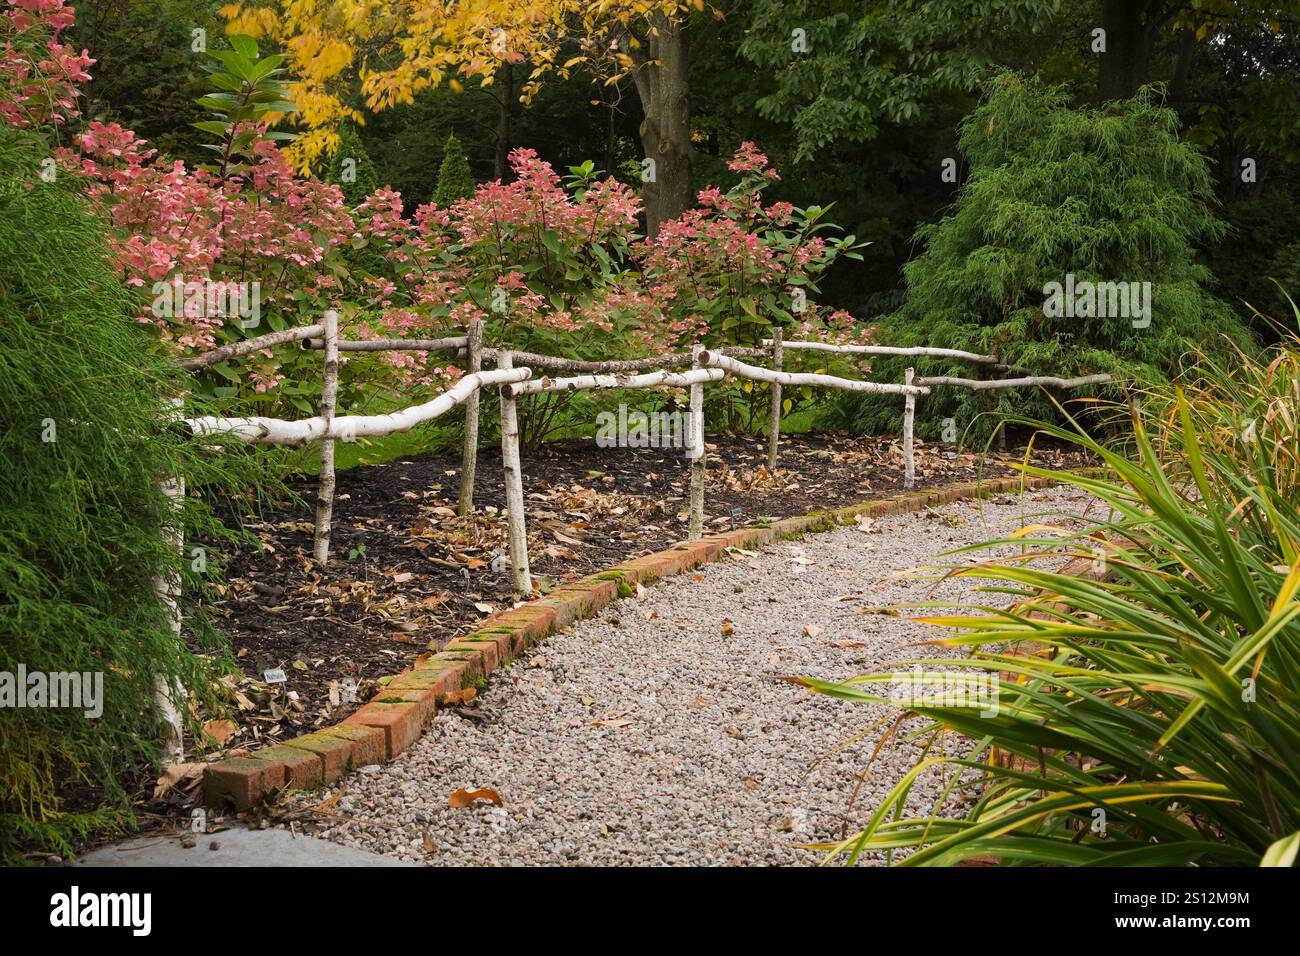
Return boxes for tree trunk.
[1098,0,1160,100]
[632,13,693,239]
[495,61,513,181]
[1170,26,1195,102]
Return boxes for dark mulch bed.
[183,431,1088,763]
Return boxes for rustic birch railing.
[177,314,1111,598]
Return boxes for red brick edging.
[203,474,1065,809]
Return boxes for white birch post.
[767,327,783,471]
[457,319,484,518]
[155,395,186,762]
[903,367,916,489]
[497,351,532,594]
[688,345,706,540]
[313,309,339,564]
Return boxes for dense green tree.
[739,0,1063,161]
[0,124,270,862]
[68,0,224,165]
[433,133,476,206]
[835,74,1248,437]
[326,123,379,206]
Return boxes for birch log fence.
[174,316,1112,602]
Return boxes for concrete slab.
[74,826,415,867]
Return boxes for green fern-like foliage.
[326,123,379,207]
[433,133,475,207]
[0,126,271,863]
[841,73,1251,438]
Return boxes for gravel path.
[289,486,1098,865]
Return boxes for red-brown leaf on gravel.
[448,787,503,808]
[313,790,344,813]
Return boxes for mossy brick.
[693,537,727,560]
[676,542,719,571]
[344,700,423,758]
[322,722,387,767]
[434,648,484,677]
[282,731,355,783]
[618,553,679,582]
[248,744,323,792]
[461,629,514,661]
[771,516,813,539]
[372,685,437,723]
[205,757,285,810]
[565,577,619,605]
[534,597,571,629]
[548,587,606,622]
[429,651,483,691]
[669,541,714,566]
[544,578,619,624]
[716,527,775,549]
[409,661,467,699]
[387,668,452,693]
[444,638,499,674]
[491,604,557,642]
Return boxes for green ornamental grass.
[804,310,1300,866]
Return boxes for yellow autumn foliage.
[219,0,717,171]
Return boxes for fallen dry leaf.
[202,719,238,745]
[829,639,868,649]
[593,708,635,729]
[448,787,503,808]
[313,790,343,813]
[153,762,205,799]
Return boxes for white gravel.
[288,485,1098,865]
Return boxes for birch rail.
[699,350,930,396]
[180,323,326,370]
[184,367,531,446]
[916,373,1112,390]
[303,335,469,353]
[509,367,724,396]
[482,345,769,373]
[762,340,1000,364]
[176,319,1114,599]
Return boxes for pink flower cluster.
[640,142,872,349]
[58,124,356,357]
[1,0,92,127]
[6,4,869,411]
